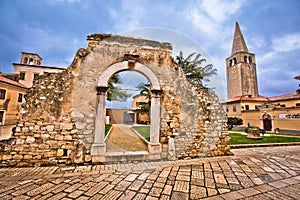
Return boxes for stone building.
[222,22,300,132]
[0,75,27,125]
[132,94,150,124]
[0,33,230,167]
[13,52,65,88]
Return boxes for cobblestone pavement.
[0,145,299,200]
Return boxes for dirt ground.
[106,124,148,152]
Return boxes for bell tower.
[226,22,259,99]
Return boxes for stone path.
[0,145,300,199]
[106,124,148,152]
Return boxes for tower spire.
[231,22,248,55]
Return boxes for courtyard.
[0,145,299,199]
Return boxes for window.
[34,73,39,80]
[233,105,237,112]
[24,57,28,64]
[226,106,229,112]
[18,93,23,103]
[229,60,232,66]
[19,72,26,80]
[280,104,286,108]
[245,105,249,110]
[233,57,237,65]
[0,111,4,125]
[249,56,252,63]
[244,56,248,63]
[29,58,34,65]
[0,89,6,100]
[296,103,300,107]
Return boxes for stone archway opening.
[105,70,151,153]
[91,60,162,161]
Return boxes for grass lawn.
[133,126,150,141]
[228,132,300,145]
[105,124,112,136]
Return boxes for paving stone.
[64,183,83,193]
[173,181,189,193]
[253,184,275,193]
[160,194,170,200]
[49,192,68,200]
[214,173,227,184]
[149,187,163,197]
[26,182,55,196]
[118,190,136,200]
[101,190,122,200]
[85,182,109,196]
[191,178,205,186]
[68,190,84,199]
[128,180,144,191]
[176,174,190,181]
[207,188,218,196]
[114,180,131,191]
[268,180,288,188]
[133,193,147,200]
[153,181,165,188]
[11,184,37,196]
[190,185,207,199]
[237,187,261,197]
[137,172,150,181]
[205,178,216,188]
[162,184,173,196]
[98,184,115,195]
[220,191,245,200]
[124,174,139,182]
[171,191,189,200]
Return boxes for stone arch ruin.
[0,33,231,167]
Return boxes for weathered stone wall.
[0,67,90,166]
[0,33,231,166]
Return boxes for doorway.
[263,113,272,131]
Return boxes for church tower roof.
[231,22,248,55]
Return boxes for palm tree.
[107,74,131,101]
[175,51,217,85]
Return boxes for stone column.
[148,89,162,154]
[91,86,109,155]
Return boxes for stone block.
[55,135,64,141]
[57,149,64,157]
[34,125,40,130]
[2,155,12,160]
[61,122,73,130]
[24,155,32,160]
[64,135,73,141]
[247,128,262,139]
[72,110,84,118]
[26,136,35,143]
[13,154,23,160]
[39,144,50,149]
[46,125,55,132]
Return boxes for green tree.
[175,51,217,85]
[107,74,131,101]
[135,82,151,114]
[227,117,243,130]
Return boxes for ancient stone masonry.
[0,33,231,166]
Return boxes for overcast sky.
[0,0,300,102]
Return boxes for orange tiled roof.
[268,91,300,101]
[0,75,28,89]
[221,95,268,103]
